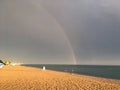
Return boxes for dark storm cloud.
[41,0,120,64]
[0,0,120,64]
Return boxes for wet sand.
[0,66,120,90]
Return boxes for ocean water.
[22,64,120,80]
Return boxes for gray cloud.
[0,0,120,64]
[41,0,120,64]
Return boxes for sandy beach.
[0,66,120,90]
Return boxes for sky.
[0,0,120,65]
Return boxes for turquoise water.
[22,64,120,80]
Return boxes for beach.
[0,66,120,90]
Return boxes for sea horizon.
[22,64,120,80]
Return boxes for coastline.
[22,64,120,80]
[0,66,120,90]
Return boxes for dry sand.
[0,66,120,90]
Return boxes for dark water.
[22,64,120,80]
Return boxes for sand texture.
[0,66,120,90]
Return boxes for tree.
[0,60,4,64]
[4,61,11,65]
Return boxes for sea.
[22,64,120,80]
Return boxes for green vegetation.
[0,60,11,65]
[4,61,11,65]
[0,60,4,64]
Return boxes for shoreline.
[0,66,120,90]
[22,64,120,81]
[13,65,120,83]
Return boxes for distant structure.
[43,66,46,70]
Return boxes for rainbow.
[29,0,77,64]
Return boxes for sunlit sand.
[0,66,120,90]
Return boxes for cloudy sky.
[0,0,120,65]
